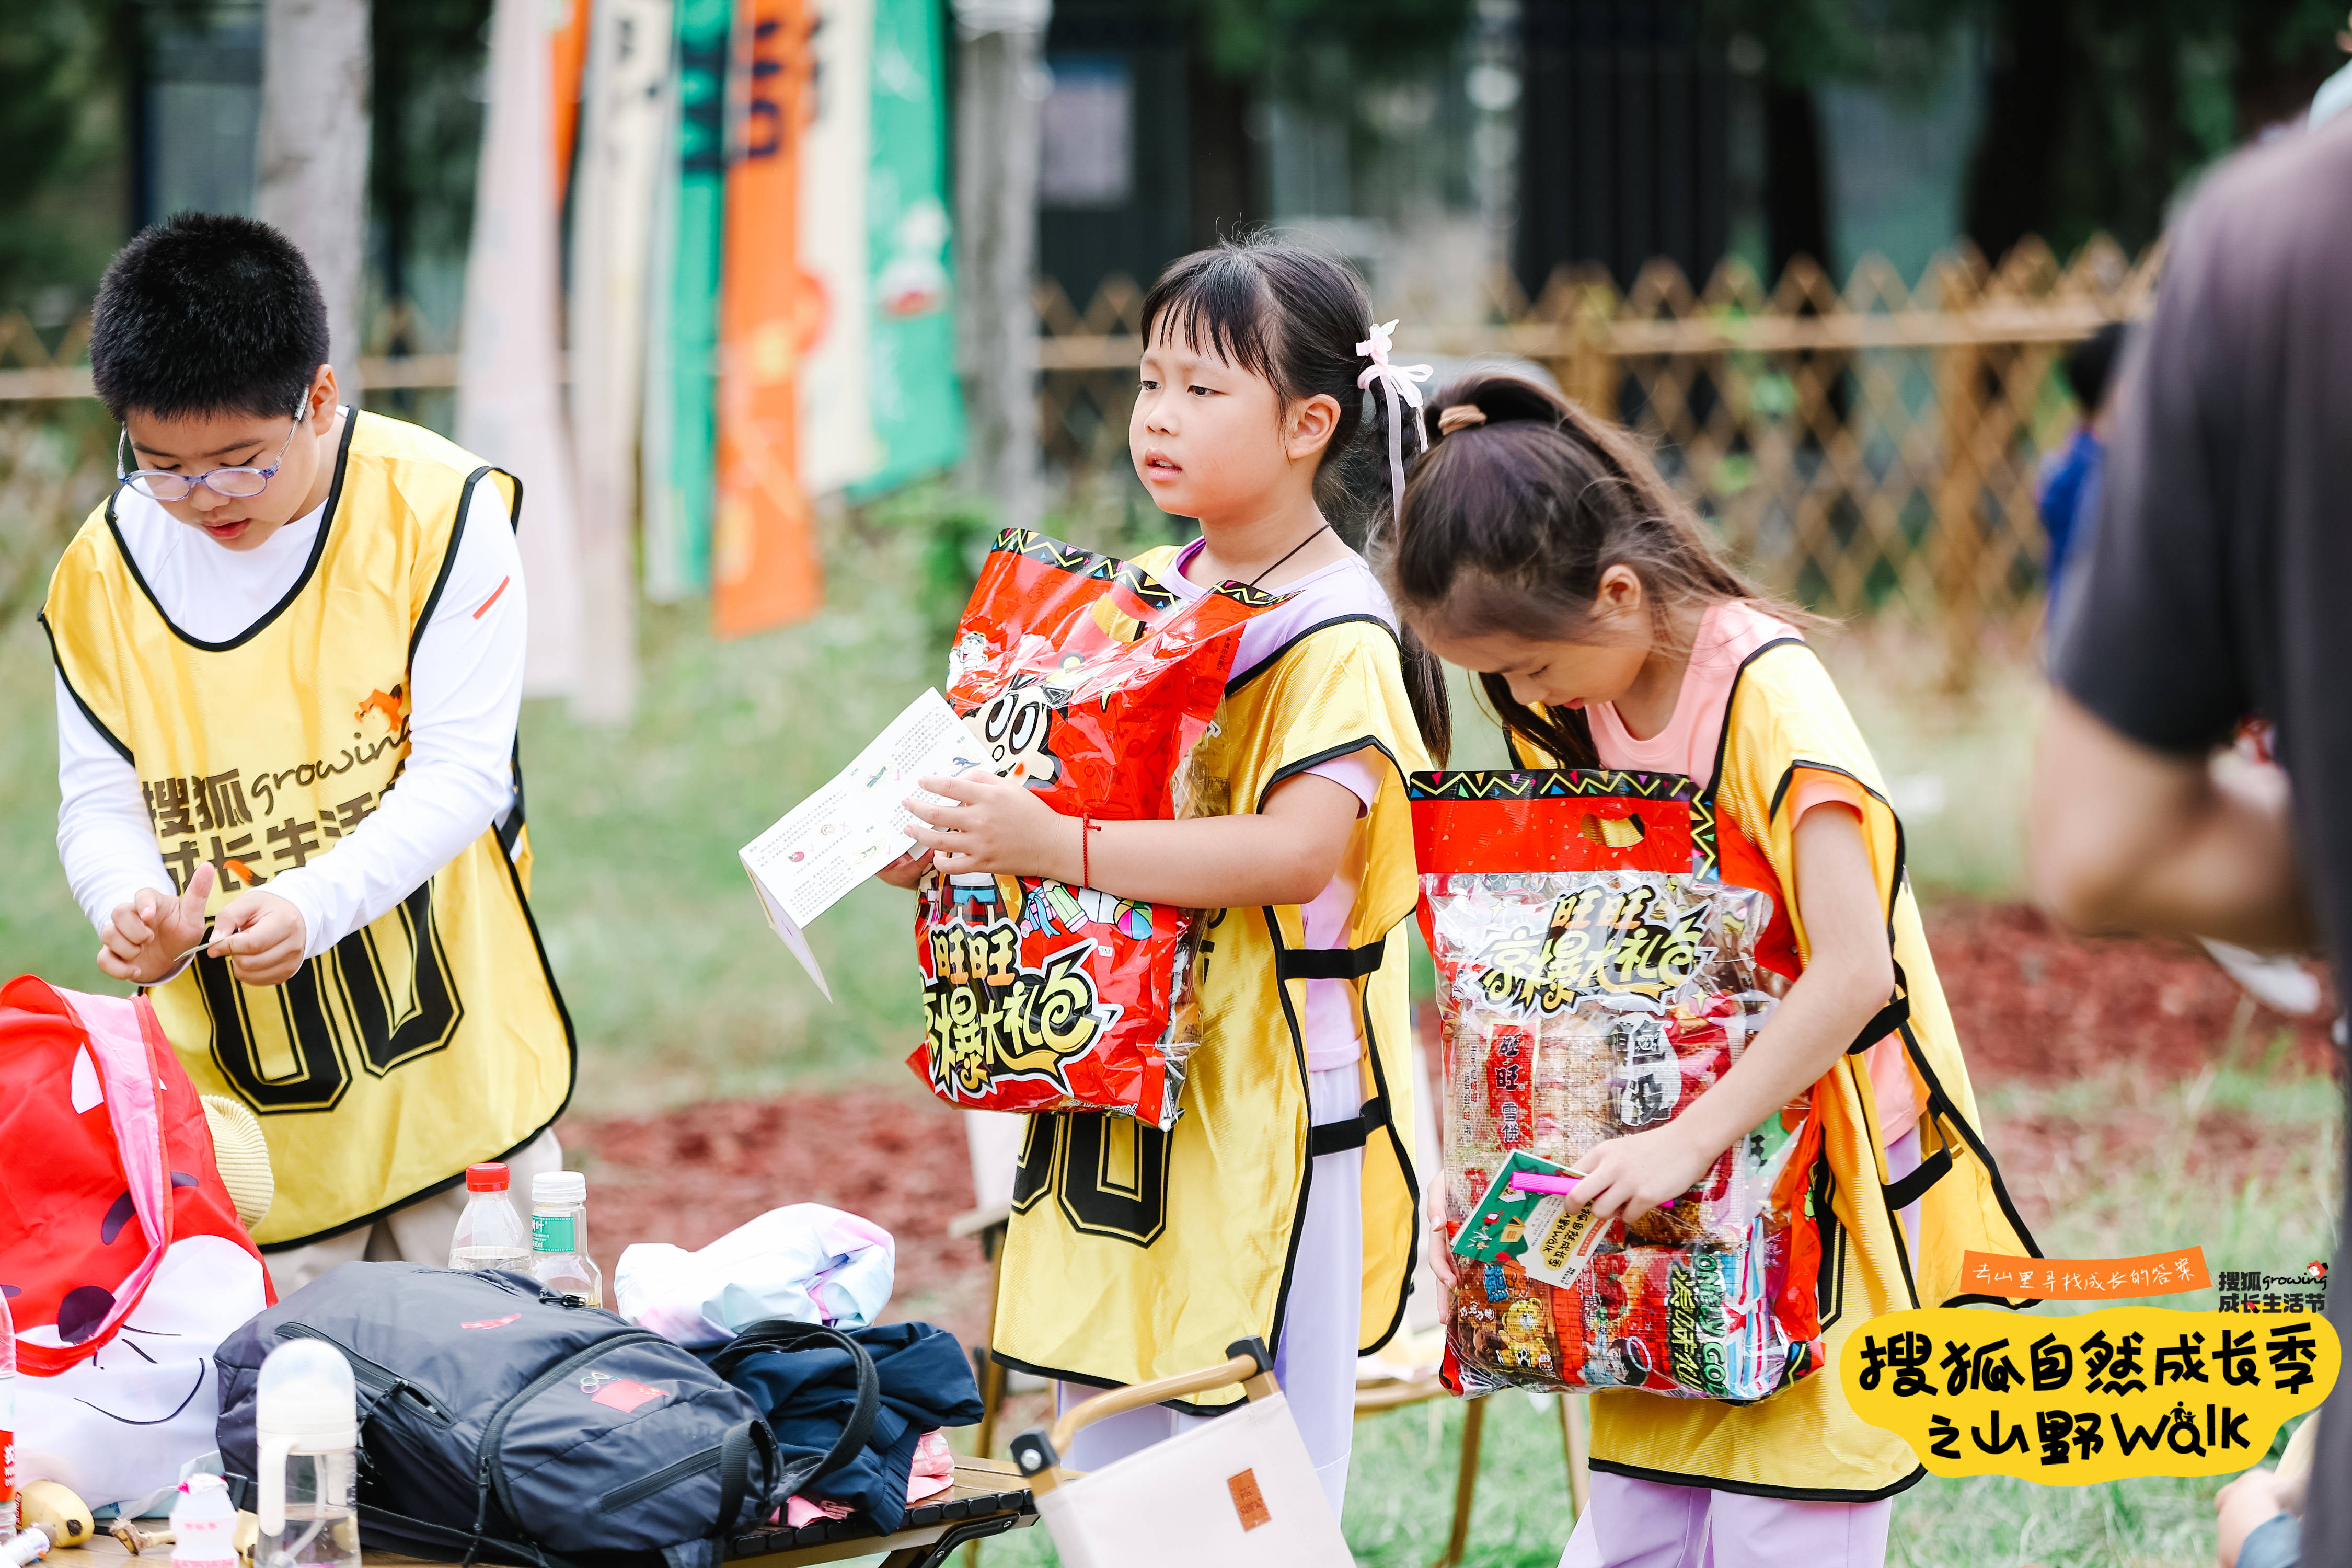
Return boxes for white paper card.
[739,688,990,995]
[1520,1195,1611,1288]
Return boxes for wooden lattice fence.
[1035,236,2160,667]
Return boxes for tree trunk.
[255,0,372,394]
[952,0,1051,531]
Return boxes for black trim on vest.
[1308,1096,1386,1156]
[408,464,512,662]
[38,610,133,763]
[1588,1457,1928,1504]
[1846,961,1911,1055]
[1886,1146,1954,1212]
[1702,636,1807,798]
[253,808,577,1253]
[1254,734,1406,813]
[105,406,359,653]
[1225,613,1400,695]
[1897,1021,2048,1310]
[1258,903,1320,1399]
[1277,939,1387,981]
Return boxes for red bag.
[1410,770,1825,1404]
[905,530,1277,1128]
[0,977,273,1506]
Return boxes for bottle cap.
[533,1170,586,1206]
[179,1473,228,1494]
[466,1162,511,1193]
[256,1338,359,1451]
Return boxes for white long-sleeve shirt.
[55,455,528,966]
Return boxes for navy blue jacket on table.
[710,1321,982,1533]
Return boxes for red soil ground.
[560,901,2343,1344]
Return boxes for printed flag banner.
[645,0,732,600]
[796,0,883,497]
[459,0,586,695]
[550,0,594,201]
[568,0,675,714]
[853,0,964,498]
[712,0,824,637]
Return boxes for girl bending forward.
[1383,375,2036,1567]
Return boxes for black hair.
[2062,321,2127,416]
[89,212,330,423]
[1139,235,1452,762]
[1377,372,1783,768]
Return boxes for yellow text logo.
[1841,1307,2336,1484]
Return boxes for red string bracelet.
[1080,814,1103,887]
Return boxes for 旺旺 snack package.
[905,529,1281,1131]
[1412,767,1828,1404]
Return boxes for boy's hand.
[209,891,308,986]
[903,773,1079,882]
[98,862,216,984]
[1569,1124,1715,1223]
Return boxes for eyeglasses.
[117,405,307,503]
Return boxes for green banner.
[644,0,731,596]
[850,0,965,499]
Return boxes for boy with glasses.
[42,212,572,1292]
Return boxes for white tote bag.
[1013,1341,1352,1567]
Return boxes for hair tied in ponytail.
[1436,403,1487,435]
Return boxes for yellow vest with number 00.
[41,410,575,1249]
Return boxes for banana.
[18,1480,94,1546]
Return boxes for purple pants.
[1558,1127,1922,1568]
[1559,1475,1892,1568]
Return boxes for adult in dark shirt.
[2032,116,2352,1566]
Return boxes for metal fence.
[2,237,2155,659]
[1037,236,2161,672]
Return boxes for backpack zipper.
[597,1443,722,1514]
[478,1329,672,1535]
[275,1322,456,1425]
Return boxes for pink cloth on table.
[1585,601,1920,1141]
[776,1429,958,1528]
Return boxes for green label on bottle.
[532,1214,575,1254]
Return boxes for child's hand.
[1569,1124,1716,1223]
[98,862,216,984]
[1425,1208,1460,1323]
[874,847,931,890]
[903,773,1080,882]
[210,890,308,986]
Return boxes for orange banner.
[550,0,594,201]
[711,0,825,637]
[1962,1248,2211,1301]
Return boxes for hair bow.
[1356,319,1434,529]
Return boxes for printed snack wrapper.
[1412,768,1828,1403]
[906,530,1282,1129]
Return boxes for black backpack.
[216,1262,878,1568]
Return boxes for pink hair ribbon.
[1356,318,1433,528]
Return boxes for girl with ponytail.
[896,236,1445,1517]
[1378,375,2036,1565]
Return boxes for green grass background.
[0,504,2331,1566]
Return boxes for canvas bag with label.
[0,976,273,1509]
[906,529,1279,1129]
[1411,769,1830,1403]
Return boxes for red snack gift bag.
[905,530,1279,1129]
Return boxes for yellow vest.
[1523,641,2042,1499]
[992,571,1429,1409]
[42,411,575,1249]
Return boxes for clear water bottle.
[448,1162,529,1272]
[252,1341,360,1567]
[169,1474,239,1566]
[528,1171,603,1308]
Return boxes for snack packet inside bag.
[906,531,1280,1130]
[1412,768,1827,1403]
